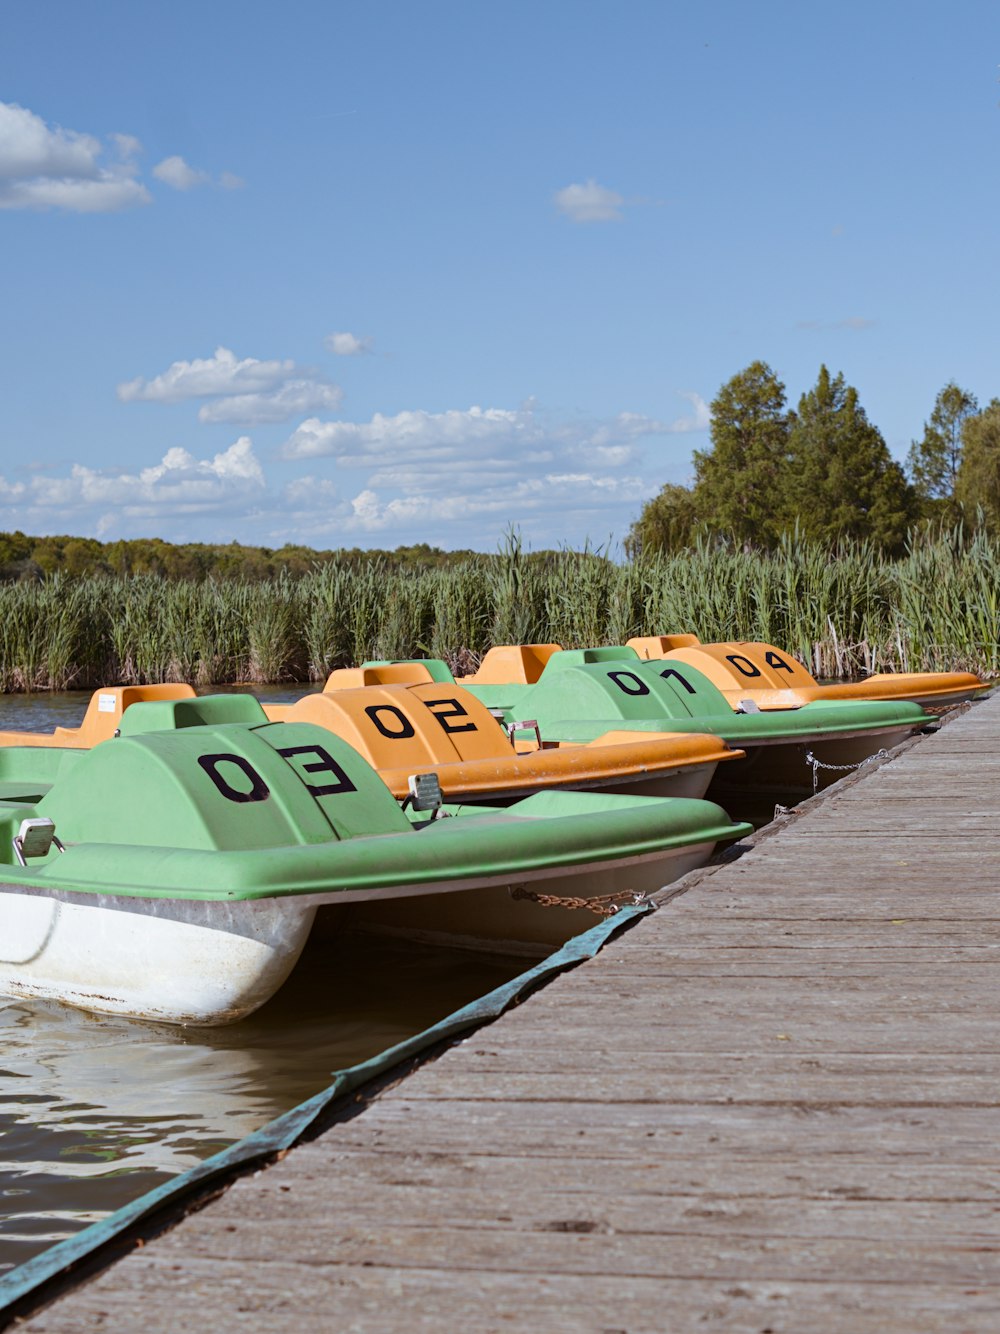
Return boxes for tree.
[625,482,699,556]
[955,399,1000,529]
[785,366,916,553]
[692,361,792,546]
[907,381,978,520]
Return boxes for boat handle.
[12,817,65,868]
[506,719,542,749]
[401,772,446,818]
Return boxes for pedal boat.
[262,663,744,802]
[0,694,751,1025]
[449,644,931,799]
[626,635,987,713]
[0,682,198,749]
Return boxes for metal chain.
[509,885,648,917]
[804,747,890,794]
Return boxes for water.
[0,689,530,1275]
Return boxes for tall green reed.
[0,531,997,691]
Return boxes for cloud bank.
[119,346,343,426]
[275,399,705,541]
[0,102,150,212]
[0,439,265,535]
[0,101,241,211]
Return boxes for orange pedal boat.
[0,683,197,748]
[266,663,743,802]
[626,635,987,712]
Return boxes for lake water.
[0,688,530,1275]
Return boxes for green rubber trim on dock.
[0,901,652,1319]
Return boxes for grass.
[0,530,996,691]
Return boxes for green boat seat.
[118,694,270,735]
[540,646,640,674]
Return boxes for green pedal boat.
[0,694,750,1025]
[375,646,931,802]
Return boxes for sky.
[0,0,998,554]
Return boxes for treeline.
[628,362,999,556]
[0,531,996,692]
[0,533,479,583]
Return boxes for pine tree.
[786,365,916,553]
[692,361,791,546]
[955,399,1000,529]
[907,381,978,520]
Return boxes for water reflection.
[0,929,527,1273]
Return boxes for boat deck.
[14,692,1000,1332]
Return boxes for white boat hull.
[0,891,317,1026]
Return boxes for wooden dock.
[16,693,1000,1331]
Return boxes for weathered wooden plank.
[22,1261,1000,1334]
[102,1213,1000,1287]
[239,1145,1000,1203]
[148,1189,1000,1248]
[309,1099,1000,1159]
[591,958,1000,976]
[378,1068,1000,1104]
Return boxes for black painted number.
[276,744,358,796]
[364,704,416,740]
[658,667,697,695]
[725,653,762,678]
[764,650,793,673]
[198,753,270,804]
[606,670,651,696]
[425,697,478,734]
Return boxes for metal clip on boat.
[404,771,445,816]
[12,817,65,868]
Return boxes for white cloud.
[281,401,699,471]
[0,101,103,180]
[198,381,344,425]
[351,489,381,523]
[153,156,244,192]
[0,439,265,534]
[152,155,209,191]
[118,348,293,402]
[118,346,342,425]
[326,331,373,356]
[668,392,711,433]
[275,401,668,542]
[111,133,143,160]
[336,471,648,535]
[0,101,150,212]
[554,179,624,223]
[281,405,538,461]
[284,475,339,506]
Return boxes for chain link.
[804,747,890,794]
[509,885,648,917]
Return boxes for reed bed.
[0,531,996,691]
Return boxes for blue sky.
[1,0,997,552]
